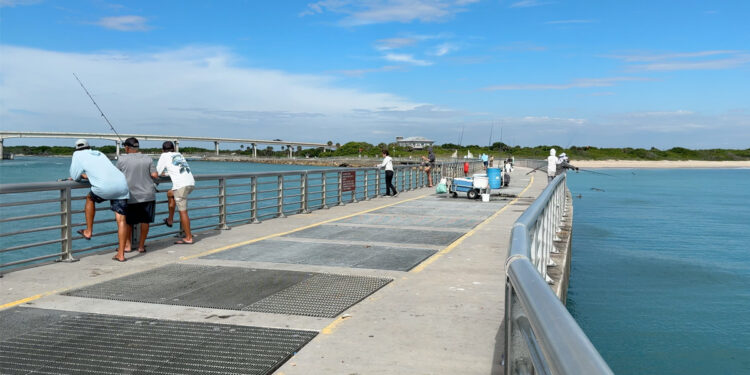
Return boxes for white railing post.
[302,172,310,213]
[277,175,286,218]
[60,187,75,262]
[217,177,229,230]
[250,176,260,223]
[322,172,329,209]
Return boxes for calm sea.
[566,168,750,374]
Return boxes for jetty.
[0,162,611,374]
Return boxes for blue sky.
[1,0,749,149]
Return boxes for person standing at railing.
[421,147,436,187]
[376,150,398,197]
[546,148,562,184]
[117,137,158,253]
[157,141,196,244]
[68,139,130,262]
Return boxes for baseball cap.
[75,139,89,150]
[124,137,139,148]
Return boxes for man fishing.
[117,137,158,253]
[69,139,130,262]
[157,141,196,245]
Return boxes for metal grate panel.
[63,264,391,317]
[245,273,391,318]
[0,308,316,375]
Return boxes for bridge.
[0,162,612,374]
[0,131,334,158]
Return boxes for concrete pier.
[0,167,554,374]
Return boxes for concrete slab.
[203,238,436,271]
[337,213,484,229]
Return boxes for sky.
[1,0,749,149]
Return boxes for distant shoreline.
[573,160,750,169]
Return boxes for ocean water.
[566,168,750,374]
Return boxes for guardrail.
[504,168,613,374]
[0,161,482,273]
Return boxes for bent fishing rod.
[73,73,123,143]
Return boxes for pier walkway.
[0,168,546,375]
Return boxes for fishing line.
[73,73,123,142]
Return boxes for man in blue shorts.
[69,139,130,262]
[117,137,158,254]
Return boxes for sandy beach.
[572,160,750,169]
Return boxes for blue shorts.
[126,201,156,225]
[89,192,128,216]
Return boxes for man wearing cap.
[69,139,130,261]
[157,141,195,244]
[117,137,158,253]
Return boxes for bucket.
[473,175,489,189]
[487,168,502,189]
[481,193,490,202]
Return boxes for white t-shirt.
[156,152,195,190]
[377,156,394,171]
[547,155,560,176]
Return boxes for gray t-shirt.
[116,153,157,203]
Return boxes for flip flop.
[138,248,147,253]
[112,256,127,262]
[174,239,193,245]
[76,229,92,240]
[163,218,173,228]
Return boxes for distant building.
[395,136,434,150]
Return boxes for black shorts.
[89,192,128,216]
[126,201,156,225]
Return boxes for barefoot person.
[117,137,158,253]
[157,141,195,244]
[420,147,436,187]
[69,139,130,262]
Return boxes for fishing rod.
[73,73,123,142]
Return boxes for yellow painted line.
[410,174,536,273]
[181,194,429,260]
[321,315,351,335]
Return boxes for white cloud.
[384,53,433,66]
[301,0,478,26]
[482,77,650,91]
[0,0,41,7]
[509,0,552,8]
[432,43,459,56]
[0,45,462,142]
[94,15,151,32]
[374,37,419,50]
[609,50,750,71]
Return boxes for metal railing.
[0,161,481,272]
[504,170,613,374]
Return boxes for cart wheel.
[467,189,478,200]
[452,192,458,198]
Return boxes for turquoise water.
[566,169,750,374]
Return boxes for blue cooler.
[453,177,474,192]
[487,168,502,189]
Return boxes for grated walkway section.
[0,307,316,375]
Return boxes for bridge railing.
[0,161,481,272]
[504,169,613,375]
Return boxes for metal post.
[250,176,260,223]
[288,145,293,158]
[252,143,257,158]
[322,172,329,209]
[115,140,121,158]
[214,141,220,156]
[301,172,310,213]
[174,140,180,153]
[218,177,229,229]
[277,175,286,218]
[376,170,381,197]
[337,172,344,206]
[351,171,358,203]
[0,138,3,158]
[60,187,75,262]
[363,170,370,200]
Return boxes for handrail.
[504,171,613,375]
[0,161,482,272]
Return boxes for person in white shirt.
[376,150,398,197]
[156,141,196,244]
[547,148,562,184]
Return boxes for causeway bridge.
[0,162,612,374]
[0,131,334,158]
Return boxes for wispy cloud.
[374,37,419,51]
[301,0,479,26]
[432,42,459,56]
[0,0,41,7]
[610,50,750,71]
[509,0,552,8]
[0,45,452,142]
[545,19,595,24]
[482,77,650,91]
[94,15,151,31]
[384,53,433,66]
